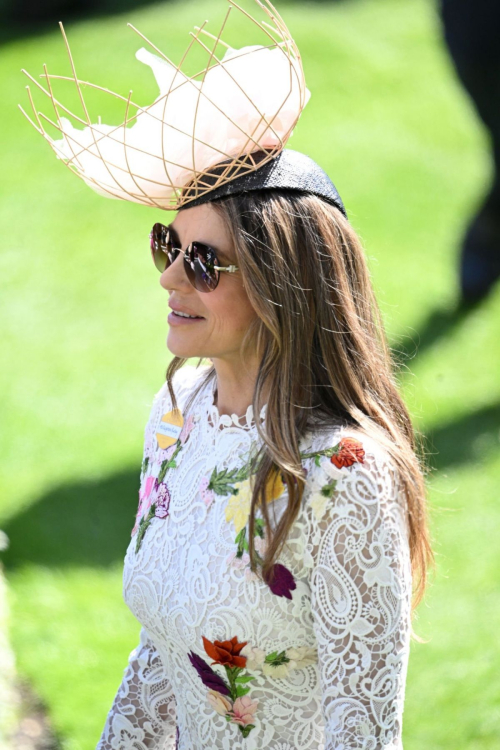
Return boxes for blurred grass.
[1,0,499,747]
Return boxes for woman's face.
[160,202,258,362]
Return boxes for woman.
[21,3,433,747]
[94,170,433,748]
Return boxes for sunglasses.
[150,222,239,293]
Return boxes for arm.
[96,627,177,750]
[305,436,412,749]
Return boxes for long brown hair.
[166,189,434,612]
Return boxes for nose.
[159,251,191,292]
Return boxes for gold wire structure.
[19,0,309,211]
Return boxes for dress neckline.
[200,373,267,434]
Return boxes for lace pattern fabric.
[97,365,412,749]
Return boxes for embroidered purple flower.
[265,563,297,600]
[188,651,231,696]
[179,414,195,445]
[154,480,171,519]
[199,476,215,507]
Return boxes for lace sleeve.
[304,434,413,749]
[96,627,177,750]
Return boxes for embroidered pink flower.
[254,535,267,555]
[133,475,156,533]
[199,476,215,507]
[228,695,259,727]
[245,567,259,583]
[227,551,250,569]
[154,481,171,519]
[179,414,195,444]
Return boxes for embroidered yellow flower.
[263,661,291,678]
[265,469,285,503]
[225,471,285,535]
[225,480,253,534]
[285,646,317,669]
[310,492,329,521]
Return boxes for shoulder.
[301,424,406,521]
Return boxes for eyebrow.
[167,223,232,262]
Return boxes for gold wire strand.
[191,6,232,197]
[20,0,308,210]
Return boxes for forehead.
[170,203,230,246]
[167,203,235,263]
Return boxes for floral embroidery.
[155,482,171,519]
[208,462,297,599]
[188,635,258,738]
[301,435,365,520]
[133,414,197,552]
[199,476,215,507]
[240,643,317,678]
[330,436,365,469]
[189,634,319,738]
[224,471,284,535]
[264,563,296,599]
[132,475,156,535]
[134,480,171,552]
[203,635,248,668]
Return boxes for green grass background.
[1,0,499,747]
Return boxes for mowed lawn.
[1,0,499,747]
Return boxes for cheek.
[205,285,258,333]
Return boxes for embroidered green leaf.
[235,674,255,684]
[141,456,150,476]
[264,649,290,667]
[239,724,255,738]
[254,518,265,538]
[235,684,251,697]
[208,465,250,496]
[135,503,156,553]
[157,441,183,482]
[321,481,338,498]
[157,462,169,483]
[235,527,248,558]
[314,454,321,467]
[300,442,340,461]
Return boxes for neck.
[210,354,263,419]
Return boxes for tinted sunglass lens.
[190,242,219,292]
[150,223,173,273]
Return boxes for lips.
[168,302,205,319]
[171,311,204,319]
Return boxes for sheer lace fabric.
[97,365,412,750]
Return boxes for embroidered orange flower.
[202,635,248,669]
[331,437,365,469]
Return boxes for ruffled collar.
[200,374,267,434]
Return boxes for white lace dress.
[96,364,412,750]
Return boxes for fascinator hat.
[19,0,347,219]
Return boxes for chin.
[166,333,205,359]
